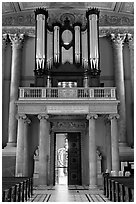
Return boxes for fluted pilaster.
[7,34,24,147]
[108,114,120,175]
[38,114,50,185]
[111,33,127,146]
[87,114,98,188]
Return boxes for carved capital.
[2,34,8,48]
[108,113,120,120]
[86,114,98,120]
[126,33,134,50]
[9,33,25,49]
[38,114,49,121]
[16,114,27,120]
[111,33,126,48]
[24,118,31,124]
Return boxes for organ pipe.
[74,25,81,64]
[35,8,48,71]
[81,29,88,69]
[54,25,60,63]
[86,8,100,70]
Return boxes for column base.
[88,185,97,190]
[6,142,17,147]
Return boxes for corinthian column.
[111,34,127,146]
[38,114,50,185]
[127,34,134,101]
[7,34,24,147]
[2,34,8,84]
[109,114,120,175]
[2,34,8,146]
[87,113,98,188]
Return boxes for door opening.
[55,132,81,186]
[55,133,68,185]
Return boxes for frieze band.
[2,11,134,28]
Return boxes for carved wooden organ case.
[34,8,101,87]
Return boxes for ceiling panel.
[19,2,50,11]
[119,2,134,14]
[85,2,116,11]
[2,2,134,16]
[2,2,16,13]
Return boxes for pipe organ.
[34,7,101,87]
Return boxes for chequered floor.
[28,185,110,202]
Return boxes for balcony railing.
[19,87,116,100]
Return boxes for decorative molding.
[99,26,134,37]
[2,11,134,28]
[2,26,35,37]
[52,121,86,130]
[16,100,119,115]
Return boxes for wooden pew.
[2,177,33,202]
[103,174,134,202]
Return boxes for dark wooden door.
[68,132,81,185]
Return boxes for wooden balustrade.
[19,87,116,100]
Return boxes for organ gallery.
[2,2,134,188]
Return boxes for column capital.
[9,33,25,49]
[38,114,49,121]
[86,114,98,120]
[126,33,134,50]
[2,33,8,48]
[111,33,126,48]
[108,113,120,120]
[16,114,27,120]
[24,118,31,124]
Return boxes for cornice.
[2,26,134,37]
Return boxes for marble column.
[111,33,127,146]
[15,114,27,176]
[2,34,8,86]
[104,118,112,173]
[2,34,8,147]
[127,34,134,101]
[7,34,24,147]
[87,113,98,188]
[109,114,120,175]
[23,118,31,177]
[38,114,50,185]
